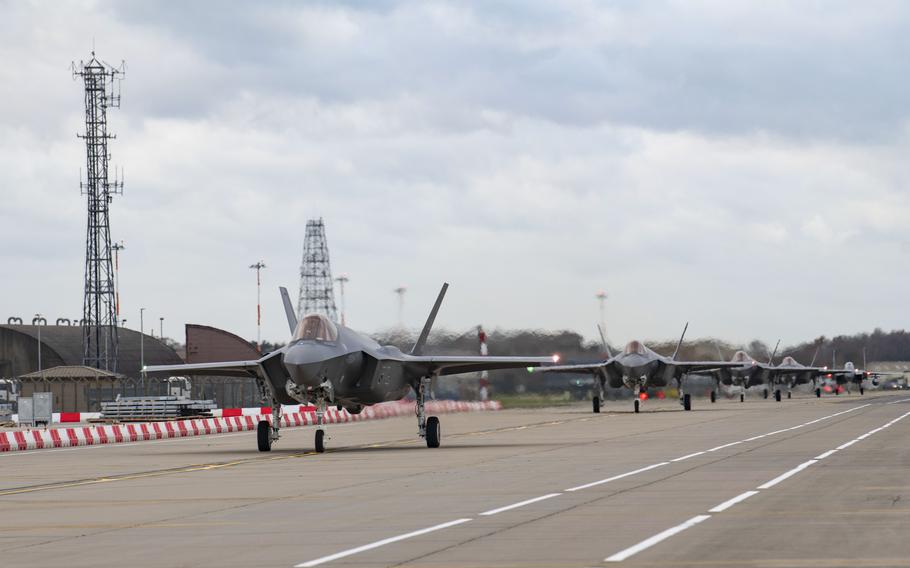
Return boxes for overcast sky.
[1,1,908,348]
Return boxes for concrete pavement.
[1,392,908,567]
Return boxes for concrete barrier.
[0,400,501,452]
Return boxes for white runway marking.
[604,515,711,562]
[836,439,859,450]
[814,449,838,460]
[706,441,742,452]
[565,462,669,492]
[671,451,705,462]
[757,459,817,489]
[294,518,473,567]
[479,493,561,516]
[708,490,759,513]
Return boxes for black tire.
[763,389,769,399]
[710,390,717,403]
[816,387,821,398]
[426,416,441,448]
[775,389,782,402]
[315,429,325,453]
[257,421,271,452]
[860,386,864,395]
[634,399,640,413]
[835,388,840,396]
[683,393,691,411]
[787,391,792,399]
[740,393,745,403]
[593,396,601,414]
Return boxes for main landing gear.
[763,388,769,399]
[592,377,606,414]
[774,389,782,402]
[710,390,717,404]
[681,393,692,411]
[418,376,441,448]
[815,387,822,398]
[593,396,601,413]
[257,404,282,452]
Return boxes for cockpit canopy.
[780,356,799,366]
[731,351,754,364]
[294,314,338,342]
[623,340,648,356]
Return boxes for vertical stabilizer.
[672,322,689,361]
[411,283,448,355]
[280,286,298,336]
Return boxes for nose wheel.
[593,396,601,413]
[315,429,325,453]
[425,416,441,448]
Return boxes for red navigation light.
[639,392,648,400]
[657,390,666,399]
[826,373,832,378]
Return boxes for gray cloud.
[0,1,908,348]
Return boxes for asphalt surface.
[2,392,909,568]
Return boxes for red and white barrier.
[0,400,501,453]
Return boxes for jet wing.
[404,355,556,377]
[673,361,755,373]
[143,359,263,378]
[536,361,612,375]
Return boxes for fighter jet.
[537,324,745,413]
[819,350,904,396]
[144,283,555,453]
[705,349,766,403]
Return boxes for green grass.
[496,392,583,409]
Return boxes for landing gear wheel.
[710,390,717,403]
[425,416,441,448]
[787,391,792,399]
[860,386,864,395]
[815,387,822,398]
[763,389,769,399]
[315,429,326,453]
[633,399,640,413]
[835,388,840,396]
[775,389,782,402]
[740,393,745,403]
[683,393,692,411]
[257,421,271,452]
[593,396,601,413]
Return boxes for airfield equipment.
[73,52,124,372]
[297,219,338,322]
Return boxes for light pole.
[34,313,43,373]
[596,290,608,340]
[335,274,349,326]
[159,317,164,340]
[394,286,407,329]
[139,307,145,382]
[112,241,124,318]
[249,261,266,352]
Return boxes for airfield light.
[552,354,561,363]
[527,367,535,373]
[639,392,648,400]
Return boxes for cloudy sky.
[1,0,908,347]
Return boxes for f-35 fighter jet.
[145,283,555,453]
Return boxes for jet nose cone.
[285,343,337,387]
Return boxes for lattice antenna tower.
[73,51,125,371]
[297,218,338,321]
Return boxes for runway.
[2,392,909,568]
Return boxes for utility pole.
[249,261,266,352]
[112,241,124,318]
[159,316,164,340]
[394,286,407,328]
[335,274,349,326]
